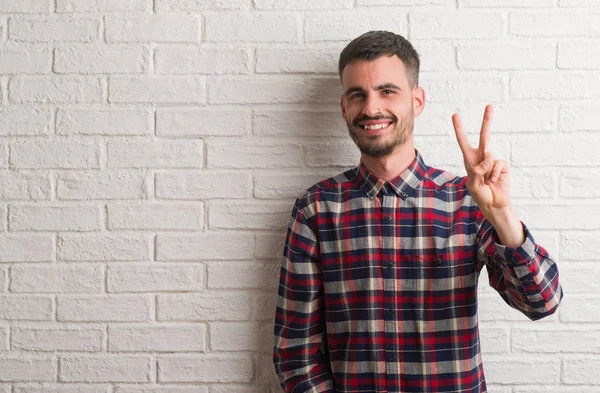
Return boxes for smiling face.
[340,54,424,158]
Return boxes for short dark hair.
[338,30,420,87]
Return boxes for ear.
[340,94,348,122]
[413,86,425,117]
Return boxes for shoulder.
[295,167,358,212]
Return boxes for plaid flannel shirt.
[273,151,562,393]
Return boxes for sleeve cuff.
[491,222,537,266]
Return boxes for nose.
[361,93,382,117]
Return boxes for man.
[273,31,562,393]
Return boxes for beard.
[346,104,415,158]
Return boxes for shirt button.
[385,309,393,316]
[389,354,397,361]
[400,192,407,198]
[385,261,393,268]
[384,215,392,221]
[416,311,424,320]
[436,258,443,265]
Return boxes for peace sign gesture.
[452,105,511,213]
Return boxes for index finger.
[452,112,471,158]
[478,104,494,152]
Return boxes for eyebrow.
[343,83,402,97]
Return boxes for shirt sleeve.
[476,209,563,321]
[273,197,335,393]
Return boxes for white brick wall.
[0,1,597,392]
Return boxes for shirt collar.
[356,150,428,200]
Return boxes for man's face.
[340,55,424,158]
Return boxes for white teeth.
[363,123,389,130]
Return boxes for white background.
[0,0,599,392]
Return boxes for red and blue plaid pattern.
[273,151,562,393]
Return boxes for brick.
[209,201,290,230]
[155,47,249,74]
[9,76,103,104]
[251,293,278,321]
[413,41,456,72]
[0,296,53,320]
[256,0,353,8]
[477,294,553,322]
[458,42,555,70]
[115,387,207,393]
[57,233,152,262]
[12,326,104,351]
[412,11,504,39]
[305,10,406,42]
[10,139,100,169]
[560,170,600,198]
[513,328,600,353]
[253,171,331,199]
[253,110,344,137]
[107,264,204,293]
[155,0,247,11]
[107,139,203,168]
[207,139,303,169]
[512,135,600,166]
[515,388,600,393]
[60,355,153,382]
[58,296,153,322]
[460,0,555,5]
[15,385,110,393]
[454,103,557,133]
[55,46,149,74]
[510,168,554,199]
[155,171,249,199]
[109,325,206,352]
[156,108,249,137]
[205,12,297,43]
[255,48,339,74]
[563,358,600,384]
[110,76,205,104]
[478,327,509,354]
[157,355,252,383]
[358,0,450,4]
[561,231,600,261]
[209,386,266,393]
[517,204,600,230]
[0,206,4,232]
[559,41,600,69]
[208,262,279,289]
[560,0,598,4]
[156,233,254,261]
[108,203,203,230]
[210,322,271,351]
[57,0,150,12]
[484,356,559,384]
[511,11,600,36]
[0,171,52,201]
[9,17,100,42]
[0,234,54,262]
[106,15,199,43]
[57,108,152,136]
[422,73,506,103]
[10,265,103,293]
[57,170,148,200]
[9,205,102,231]
[305,140,361,168]
[0,108,52,136]
[0,269,5,291]
[157,293,251,321]
[0,48,51,74]
[560,102,600,131]
[208,76,340,104]
[0,0,53,12]
[0,357,55,382]
[255,233,286,260]
[511,72,600,99]
[560,295,600,322]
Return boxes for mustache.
[352,114,398,127]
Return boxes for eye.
[382,89,395,95]
[350,92,364,99]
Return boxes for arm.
[273,198,335,393]
[476,208,563,320]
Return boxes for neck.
[361,143,416,182]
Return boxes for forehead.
[341,55,409,88]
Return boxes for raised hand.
[452,104,510,213]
